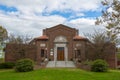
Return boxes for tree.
[95,0,120,44]
[85,30,109,44]
[0,26,8,42]
[0,26,8,58]
[85,31,112,60]
[8,34,33,44]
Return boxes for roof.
[35,35,49,40]
[45,24,77,33]
[73,35,87,40]
[49,24,75,30]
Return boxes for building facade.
[5,24,117,68]
[32,24,88,63]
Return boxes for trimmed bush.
[91,59,108,72]
[15,59,34,72]
[0,58,4,63]
[0,62,15,69]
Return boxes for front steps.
[46,61,76,68]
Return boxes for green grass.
[0,68,120,80]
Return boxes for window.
[77,49,81,62]
[41,49,45,57]
[77,50,81,57]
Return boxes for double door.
[57,47,64,61]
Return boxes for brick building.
[5,24,117,68]
[33,24,87,62]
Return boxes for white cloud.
[69,18,96,26]
[0,0,103,37]
[0,10,66,37]
[67,18,105,35]
[0,0,102,15]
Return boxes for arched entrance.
[54,36,68,62]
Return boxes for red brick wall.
[86,43,117,69]
[42,24,78,61]
[105,44,117,68]
[5,44,37,62]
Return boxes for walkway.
[46,61,76,68]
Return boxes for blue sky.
[0,0,103,37]
[0,5,17,12]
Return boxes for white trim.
[54,43,68,62]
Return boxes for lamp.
[74,48,77,50]
[45,48,47,50]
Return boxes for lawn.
[0,68,120,80]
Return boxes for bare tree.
[7,34,33,44]
[85,31,113,60]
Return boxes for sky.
[0,0,105,37]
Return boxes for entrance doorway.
[54,36,68,61]
[57,47,64,61]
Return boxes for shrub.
[0,58,4,63]
[83,60,93,65]
[0,62,15,69]
[15,59,34,72]
[117,53,120,61]
[91,59,108,72]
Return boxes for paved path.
[46,61,76,68]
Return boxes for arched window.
[54,36,67,42]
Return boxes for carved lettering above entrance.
[76,43,81,47]
[54,36,67,42]
[40,43,46,47]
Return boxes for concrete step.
[46,61,76,68]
